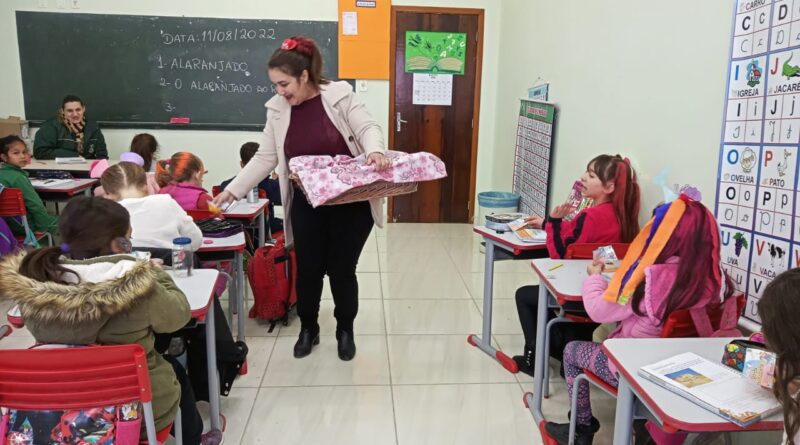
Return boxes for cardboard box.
[0,116,29,139]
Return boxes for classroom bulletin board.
[338,0,390,79]
[716,0,800,328]
[513,99,557,218]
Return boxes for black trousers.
[163,354,204,444]
[515,285,598,362]
[290,190,374,334]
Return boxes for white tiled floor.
[2,223,627,444]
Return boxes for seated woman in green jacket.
[0,135,58,237]
[33,94,108,160]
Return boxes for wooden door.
[389,7,483,223]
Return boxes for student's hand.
[587,260,605,276]
[549,203,573,220]
[366,152,391,171]
[524,215,544,229]
[211,190,237,208]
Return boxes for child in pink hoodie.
[545,196,734,445]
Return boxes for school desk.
[33,178,98,213]
[198,232,247,342]
[468,225,547,372]
[223,198,269,247]
[165,269,225,433]
[6,268,225,434]
[24,159,118,178]
[524,258,590,435]
[604,337,783,445]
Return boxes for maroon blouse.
[284,95,352,160]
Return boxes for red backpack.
[247,234,297,331]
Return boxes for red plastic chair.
[187,209,224,221]
[564,243,630,260]
[0,187,52,246]
[0,344,166,444]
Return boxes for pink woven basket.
[290,174,418,206]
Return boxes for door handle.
[396,112,408,132]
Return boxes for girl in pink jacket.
[157,152,213,211]
[545,196,733,445]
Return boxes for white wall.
[495,1,735,218]
[0,0,500,201]
[1,1,738,218]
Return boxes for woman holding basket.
[213,36,389,361]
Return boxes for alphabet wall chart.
[513,99,557,218]
[716,0,800,328]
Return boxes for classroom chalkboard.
[16,11,341,130]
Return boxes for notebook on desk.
[638,352,781,427]
[55,157,86,164]
[30,178,73,187]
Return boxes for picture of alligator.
[783,53,800,78]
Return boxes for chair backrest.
[0,344,151,411]
[0,187,27,218]
[186,209,222,221]
[0,187,35,242]
[565,243,630,260]
[660,294,746,338]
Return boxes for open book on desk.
[507,218,546,243]
[638,352,781,427]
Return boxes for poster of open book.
[404,31,466,75]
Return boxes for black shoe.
[336,330,356,361]
[545,416,600,445]
[512,347,535,376]
[633,419,655,445]
[293,329,319,358]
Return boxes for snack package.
[742,348,776,389]
[593,245,620,272]
[565,181,593,221]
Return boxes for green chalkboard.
[16,11,341,130]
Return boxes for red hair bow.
[281,38,298,51]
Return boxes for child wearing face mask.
[0,196,221,444]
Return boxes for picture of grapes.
[734,232,749,256]
[405,31,466,75]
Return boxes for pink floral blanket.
[289,150,447,207]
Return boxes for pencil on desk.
[548,263,564,271]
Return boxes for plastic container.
[246,187,259,203]
[171,237,193,277]
[476,191,521,226]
